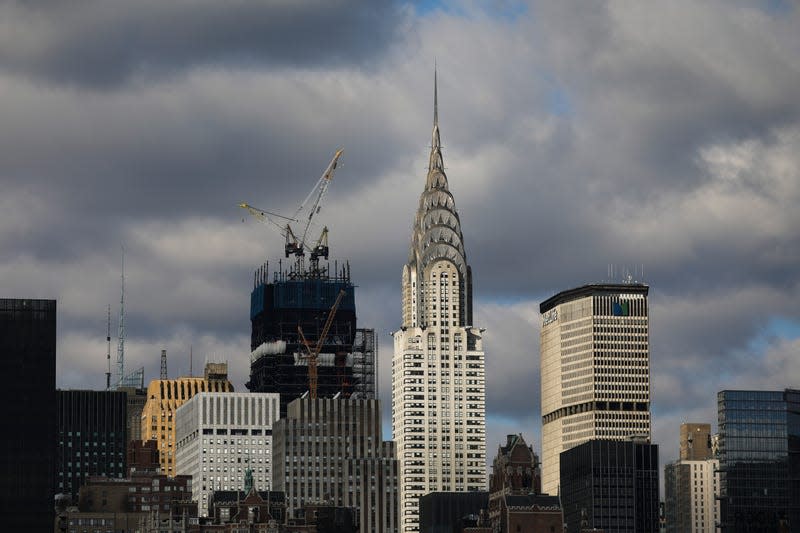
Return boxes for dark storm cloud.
[3,0,800,477]
[0,0,406,86]
[456,0,800,299]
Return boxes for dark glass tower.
[0,298,56,530]
[56,390,128,502]
[560,439,660,533]
[718,389,800,532]
[246,262,375,417]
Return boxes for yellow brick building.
[141,362,233,476]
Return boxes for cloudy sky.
[3,0,800,482]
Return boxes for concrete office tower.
[141,362,233,476]
[717,389,800,532]
[680,422,712,460]
[272,397,399,533]
[56,390,128,502]
[0,299,56,531]
[175,392,280,517]
[392,74,487,533]
[664,458,720,533]
[539,283,650,495]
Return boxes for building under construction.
[246,260,376,416]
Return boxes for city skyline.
[2,0,800,478]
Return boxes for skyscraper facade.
[664,458,720,533]
[140,362,234,476]
[560,439,660,533]
[392,77,487,533]
[175,392,280,516]
[717,389,800,532]
[272,397,399,533]
[56,389,128,502]
[539,283,650,495]
[0,298,56,531]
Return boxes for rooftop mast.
[116,246,125,388]
[106,305,111,390]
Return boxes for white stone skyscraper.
[539,283,651,495]
[392,75,487,533]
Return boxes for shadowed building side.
[0,298,56,531]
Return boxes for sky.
[2,0,800,485]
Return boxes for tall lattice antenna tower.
[106,305,112,390]
[116,246,125,388]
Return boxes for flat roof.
[539,283,649,314]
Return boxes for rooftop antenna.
[116,245,125,388]
[106,305,112,390]
[189,344,193,377]
[434,60,438,127]
[160,349,168,380]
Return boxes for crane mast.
[297,289,347,399]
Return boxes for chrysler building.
[391,74,487,533]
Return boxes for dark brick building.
[486,434,562,533]
[55,472,195,533]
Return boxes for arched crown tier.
[402,72,473,328]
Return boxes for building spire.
[429,67,443,173]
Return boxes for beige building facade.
[539,284,650,495]
[681,422,713,460]
[665,458,720,533]
[392,78,487,533]
[141,362,233,476]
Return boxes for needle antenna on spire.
[434,61,438,127]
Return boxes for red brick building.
[470,435,563,533]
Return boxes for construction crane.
[297,289,347,399]
[240,149,343,276]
